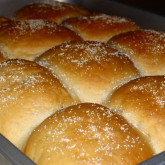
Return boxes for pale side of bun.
[0,59,76,151]
[24,103,153,165]
[107,29,165,76]
[0,19,82,61]
[105,76,165,154]
[13,1,90,23]
[62,14,140,42]
[35,40,140,104]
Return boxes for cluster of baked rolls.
[0,0,164,164]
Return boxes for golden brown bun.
[62,14,140,42]
[107,29,165,76]
[0,19,82,61]
[35,40,140,103]
[24,103,153,165]
[13,1,90,23]
[105,76,165,154]
[0,59,75,151]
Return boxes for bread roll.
[0,1,164,163]
[0,19,82,61]
[62,14,140,42]
[24,103,153,165]
[0,59,75,151]
[105,76,165,154]
[35,40,140,103]
[107,29,165,75]
[0,17,8,62]
[13,1,90,23]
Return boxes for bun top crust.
[107,30,165,75]
[35,40,140,103]
[0,19,82,61]
[13,1,90,23]
[0,59,75,150]
[62,14,140,42]
[24,103,153,165]
[106,76,165,154]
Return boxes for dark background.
[113,0,165,16]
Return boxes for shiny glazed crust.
[0,59,75,150]
[0,0,164,163]
[62,14,140,42]
[35,40,140,103]
[24,103,153,165]
[13,1,90,23]
[105,76,165,154]
[107,29,165,75]
[0,19,82,61]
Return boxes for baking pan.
[0,134,36,165]
[0,0,165,164]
